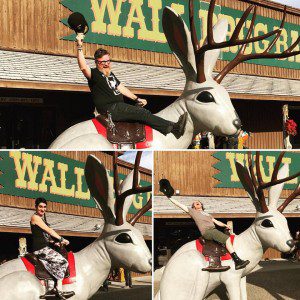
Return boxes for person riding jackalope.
[159,180,249,270]
[76,33,187,139]
[31,198,75,299]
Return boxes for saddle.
[92,113,153,149]
[196,235,235,272]
[21,247,76,285]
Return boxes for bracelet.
[134,97,139,102]
[77,46,83,51]
[59,237,64,242]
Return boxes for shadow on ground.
[90,284,151,300]
[206,261,300,300]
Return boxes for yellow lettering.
[254,23,269,53]
[170,3,184,15]
[74,167,91,200]
[39,159,58,193]
[288,30,299,62]
[123,0,147,39]
[91,0,125,35]
[133,193,144,210]
[50,163,75,197]
[142,0,166,42]
[9,152,42,191]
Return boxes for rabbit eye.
[261,219,274,228]
[115,233,133,244]
[196,91,215,103]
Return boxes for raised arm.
[76,33,91,80]
[31,215,69,245]
[168,197,189,213]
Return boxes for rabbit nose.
[149,258,152,265]
[287,239,295,248]
[233,118,241,129]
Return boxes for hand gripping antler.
[215,5,300,83]
[189,0,281,83]
[247,151,300,213]
[113,152,152,226]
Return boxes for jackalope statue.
[49,0,300,150]
[0,152,152,300]
[156,151,299,300]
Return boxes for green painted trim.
[60,0,300,70]
[0,151,151,216]
[212,151,300,189]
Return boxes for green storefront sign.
[60,0,300,69]
[213,151,299,189]
[0,151,151,216]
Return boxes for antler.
[247,151,300,213]
[114,152,152,226]
[129,196,152,226]
[189,0,281,83]
[215,6,300,83]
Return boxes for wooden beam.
[1,79,300,102]
[229,92,300,102]
[154,213,300,219]
[0,226,152,239]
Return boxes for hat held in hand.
[159,179,174,198]
[68,12,89,34]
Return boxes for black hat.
[68,12,89,34]
[159,179,174,198]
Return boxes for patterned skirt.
[34,246,68,280]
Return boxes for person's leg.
[108,103,187,137]
[211,229,250,270]
[38,248,74,299]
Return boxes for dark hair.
[94,48,110,60]
[35,197,47,208]
[191,201,205,210]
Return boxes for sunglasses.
[96,60,111,65]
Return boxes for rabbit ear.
[162,6,197,81]
[204,18,228,79]
[268,163,289,209]
[119,170,141,221]
[85,155,115,222]
[235,161,261,211]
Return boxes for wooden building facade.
[0,0,299,148]
[154,151,300,261]
[0,151,152,264]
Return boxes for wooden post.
[282,105,292,149]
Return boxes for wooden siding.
[0,151,152,224]
[0,0,299,80]
[154,151,299,198]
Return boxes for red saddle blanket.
[92,118,153,149]
[21,252,76,285]
[196,235,235,261]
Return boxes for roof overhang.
[1,50,300,102]
[154,196,300,219]
[0,206,152,239]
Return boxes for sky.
[271,0,300,9]
[118,151,153,170]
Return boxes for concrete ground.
[91,276,152,300]
[154,260,300,300]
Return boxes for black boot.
[231,252,250,270]
[55,289,75,300]
[171,112,188,139]
[40,280,57,299]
